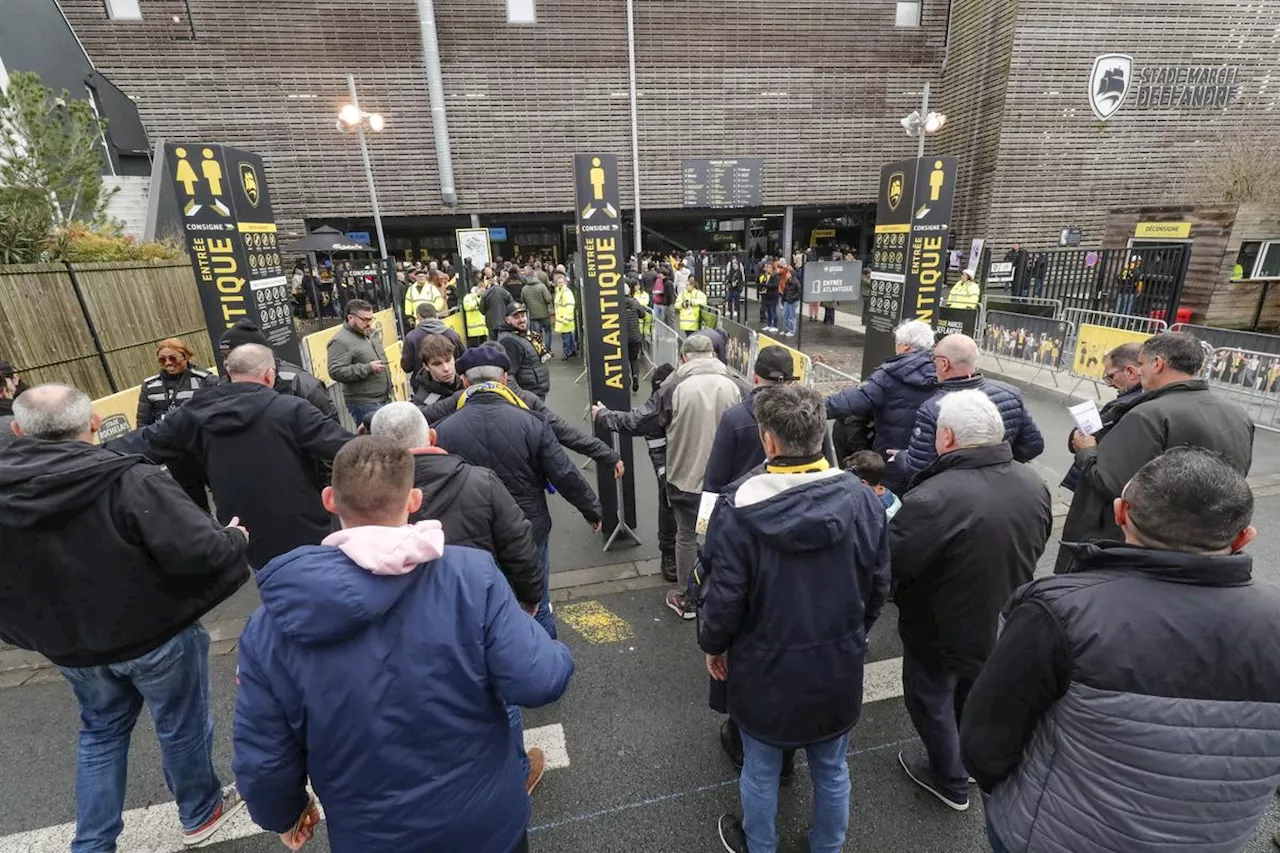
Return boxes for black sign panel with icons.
[681,158,764,208]
[902,155,957,329]
[864,158,919,375]
[573,152,636,536]
[163,143,301,367]
[935,306,979,339]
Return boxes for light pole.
[338,73,400,334]
[900,81,947,158]
[625,0,642,257]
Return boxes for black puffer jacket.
[624,296,644,346]
[433,391,602,540]
[217,358,336,420]
[497,327,551,399]
[409,450,541,607]
[0,439,248,667]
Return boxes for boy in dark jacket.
[234,437,573,853]
[699,383,891,853]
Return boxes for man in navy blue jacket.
[699,383,891,853]
[703,346,802,494]
[233,436,573,853]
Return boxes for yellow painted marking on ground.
[558,600,634,643]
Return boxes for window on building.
[507,0,536,24]
[104,0,141,19]
[895,1,922,27]
[1232,240,1280,280]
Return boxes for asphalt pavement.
[3,346,1280,852]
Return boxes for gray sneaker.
[898,750,970,811]
[665,589,697,620]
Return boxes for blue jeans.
[986,810,1011,853]
[653,303,667,325]
[533,537,557,639]
[763,300,779,329]
[726,290,741,317]
[59,624,221,852]
[346,400,385,428]
[560,330,578,357]
[783,301,799,334]
[740,728,850,853]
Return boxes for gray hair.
[225,343,275,379]
[1123,446,1252,553]
[680,334,714,359]
[465,365,506,384]
[894,320,935,351]
[936,389,1004,449]
[755,383,827,457]
[370,401,430,450]
[13,384,92,441]
[935,334,980,371]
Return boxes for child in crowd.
[845,450,902,519]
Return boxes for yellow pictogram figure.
[930,160,945,202]
[589,157,606,200]
[174,147,198,196]
[201,148,224,196]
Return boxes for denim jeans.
[59,624,222,852]
[653,303,667,325]
[763,300,779,329]
[783,301,799,334]
[740,728,850,853]
[346,400,385,428]
[985,810,1011,853]
[726,290,741,318]
[533,537,557,639]
[559,330,578,358]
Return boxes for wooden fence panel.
[0,263,100,371]
[19,356,113,399]
[73,261,206,352]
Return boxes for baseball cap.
[754,345,798,382]
[506,301,529,317]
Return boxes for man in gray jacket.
[520,274,554,339]
[327,298,393,425]
[1058,331,1254,571]
[963,447,1280,853]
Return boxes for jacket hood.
[256,521,445,645]
[882,349,937,388]
[418,318,449,336]
[675,355,732,381]
[0,439,140,527]
[731,469,858,551]
[183,383,278,434]
[1065,540,1253,586]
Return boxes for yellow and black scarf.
[456,381,529,411]
[765,454,831,475]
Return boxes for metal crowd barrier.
[1204,346,1280,433]
[713,310,760,383]
[1062,309,1168,398]
[807,360,860,394]
[642,307,682,381]
[979,310,1076,388]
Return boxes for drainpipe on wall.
[416,0,459,207]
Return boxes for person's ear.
[89,413,102,434]
[407,487,423,515]
[321,486,338,514]
[428,427,438,447]
[10,420,22,437]
[1230,525,1257,554]
[1113,496,1129,530]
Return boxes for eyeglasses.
[157,354,184,364]
[352,314,375,324]
[1103,368,1123,385]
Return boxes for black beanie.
[219,319,270,351]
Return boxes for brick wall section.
[61,0,948,240]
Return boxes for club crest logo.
[888,172,905,211]
[1090,54,1133,121]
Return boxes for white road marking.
[0,724,569,853]
[864,656,905,705]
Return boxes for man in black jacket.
[370,401,540,608]
[0,383,251,850]
[434,344,603,639]
[219,319,338,421]
[699,383,890,853]
[1060,331,1253,572]
[497,302,552,399]
[963,448,1280,853]
[112,344,353,567]
[482,276,515,340]
[889,389,1052,813]
[136,337,219,509]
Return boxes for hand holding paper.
[1068,400,1104,436]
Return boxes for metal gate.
[982,244,1190,322]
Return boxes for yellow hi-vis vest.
[637,290,652,336]
[462,291,487,338]
[554,286,576,334]
[946,279,980,309]
[678,288,707,331]
[404,281,433,317]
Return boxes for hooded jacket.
[327,323,392,404]
[233,523,573,853]
[401,319,465,373]
[698,468,891,748]
[433,391,602,540]
[218,358,337,421]
[482,285,514,332]
[109,383,353,567]
[826,348,936,490]
[964,543,1280,853]
[889,443,1052,677]
[0,439,248,667]
[409,450,541,606]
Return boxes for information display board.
[681,158,764,208]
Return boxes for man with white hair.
[825,319,938,493]
[112,343,353,567]
[0,384,251,849]
[893,333,1043,484]
[888,389,1052,813]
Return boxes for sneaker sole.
[717,815,742,853]
[183,797,247,847]
[897,751,970,812]
[665,598,697,620]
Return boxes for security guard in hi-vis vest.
[136,338,218,510]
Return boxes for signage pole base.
[602,435,641,551]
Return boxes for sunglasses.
[158,354,185,364]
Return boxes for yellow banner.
[237,221,278,234]
[301,308,399,385]
[91,386,142,444]
[1072,324,1151,380]
[757,333,808,382]
[385,341,410,402]
[874,223,911,234]
[1135,221,1191,239]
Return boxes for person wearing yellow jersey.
[678,277,708,334]
[553,274,578,358]
[461,285,489,347]
[945,270,981,309]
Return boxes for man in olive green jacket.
[327,298,392,425]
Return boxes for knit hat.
[455,343,511,374]
[219,319,270,351]
[754,345,798,382]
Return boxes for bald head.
[225,344,276,386]
[934,334,979,380]
[12,383,95,441]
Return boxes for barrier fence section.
[643,307,681,380]
[1203,346,1280,432]
[1062,310,1168,397]
[714,310,758,383]
[807,361,860,395]
[980,310,1075,387]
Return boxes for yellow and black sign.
[903,156,957,327]
[164,142,300,366]
[1072,324,1151,380]
[1135,221,1191,240]
[573,152,635,534]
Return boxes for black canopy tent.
[286,226,398,324]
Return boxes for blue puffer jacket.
[233,539,573,853]
[826,349,937,470]
[897,374,1044,483]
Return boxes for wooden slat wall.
[1206,203,1280,330]
[0,263,102,372]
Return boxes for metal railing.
[807,360,860,394]
[980,310,1076,387]
[642,307,681,380]
[1204,346,1280,433]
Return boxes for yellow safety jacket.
[678,289,707,332]
[462,291,487,338]
[554,286,576,334]
[946,279,980,309]
[404,281,433,317]
[637,290,652,336]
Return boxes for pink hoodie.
[322,520,445,576]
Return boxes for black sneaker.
[665,589,697,620]
[721,719,743,771]
[897,750,970,811]
[717,814,749,853]
[660,551,677,583]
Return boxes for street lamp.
[900,81,947,158]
